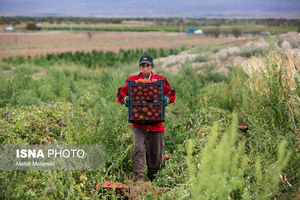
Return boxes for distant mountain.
[0,0,299,18]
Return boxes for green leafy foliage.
[186,115,248,200]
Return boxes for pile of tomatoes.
[131,104,162,120]
[131,85,161,101]
[134,78,158,83]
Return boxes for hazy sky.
[0,0,299,18]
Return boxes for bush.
[232,27,242,39]
[158,115,291,199]
[238,47,270,58]
[203,28,221,38]
[186,116,290,200]
[193,55,207,62]
[25,22,40,30]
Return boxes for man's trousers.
[132,128,164,181]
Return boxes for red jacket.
[117,72,176,132]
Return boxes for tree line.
[1,16,299,27]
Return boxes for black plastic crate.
[128,80,164,101]
[128,101,165,124]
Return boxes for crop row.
[2,47,185,68]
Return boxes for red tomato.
[132,108,138,113]
[134,113,139,119]
[142,107,148,113]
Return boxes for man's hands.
[124,96,129,107]
[164,96,169,106]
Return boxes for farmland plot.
[0,31,250,59]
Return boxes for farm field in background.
[2,17,298,34]
[0,31,250,59]
[39,25,299,34]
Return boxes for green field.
[0,41,299,199]
[14,25,296,35]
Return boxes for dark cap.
[139,54,153,65]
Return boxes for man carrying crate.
[117,54,176,182]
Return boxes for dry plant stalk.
[124,180,167,200]
[243,56,268,97]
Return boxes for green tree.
[232,27,242,39]
[25,22,39,30]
